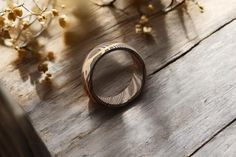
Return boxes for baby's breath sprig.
[0,0,68,48]
[0,0,68,81]
[135,15,152,34]
[135,0,203,35]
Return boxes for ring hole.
[92,50,136,99]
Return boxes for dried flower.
[51,9,59,16]
[37,15,45,21]
[47,51,55,61]
[59,15,67,28]
[38,63,48,73]
[135,14,151,34]
[44,75,51,82]
[7,12,16,21]
[148,4,154,10]
[13,7,23,17]
[61,4,66,9]
[2,29,11,39]
[143,26,152,34]
[21,20,29,29]
[139,15,149,24]
[0,1,68,83]
[46,73,52,78]
[135,24,142,33]
[37,15,47,25]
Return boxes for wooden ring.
[81,43,146,107]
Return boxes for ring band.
[81,43,146,107]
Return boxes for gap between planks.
[31,1,236,155]
[149,17,236,76]
[188,117,236,157]
[146,17,236,157]
[1,0,236,156]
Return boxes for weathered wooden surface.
[57,19,236,157]
[193,120,236,157]
[0,0,236,156]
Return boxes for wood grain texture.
[56,20,236,157]
[193,120,236,157]
[0,0,236,156]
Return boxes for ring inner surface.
[92,49,143,105]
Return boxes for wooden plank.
[0,0,236,156]
[47,0,236,76]
[0,0,235,108]
[53,20,236,156]
[193,120,236,157]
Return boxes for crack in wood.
[147,18,236,155]
[188,117,236,157]
[144,17,236,157]
[4,0,236,155]
[149,17,236,77]
[90,0,117,7]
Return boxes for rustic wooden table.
[1,0,236,156]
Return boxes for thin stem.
[15,18,38,42]
[21,4,33,13]
[32,0,43,11]
[163,0,185,12]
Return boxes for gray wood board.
[53,20,236,157]
[0,0,236,156]
[193,120,236,157]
